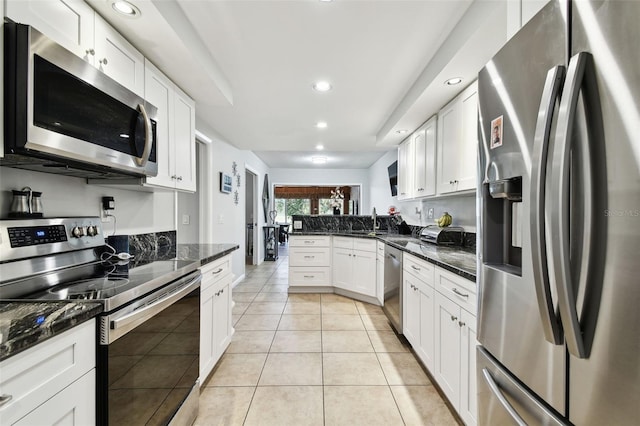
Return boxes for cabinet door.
[352,249,377,297]
[397,139,413,200]
[14,370,95,426]
[173,86,197,192]
[418,284,436,371]
[376,254,384,305]
[94,14,145,96]
[213,278,233,360]
[200,284,215,380]
[434,292,461,408]
[144,60,175,188]
[460,309,478,426]
[402,274,421,348]
[423,115,437,196]
[413,126,427,197]
[437,97,460,194]
[6,0,95,63]
[332,247,353,291]
[457,82,478,191]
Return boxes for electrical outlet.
[182,214,190,225]
[218,214,224,224]
[427,208,434,219]
[100,204,111,223]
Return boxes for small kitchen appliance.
[0,217,201,425]
[419,225,464,246]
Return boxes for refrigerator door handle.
[530,65,565,345]
[550,52,599,359]
[482,368,528,426]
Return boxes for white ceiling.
[88,0,508,169]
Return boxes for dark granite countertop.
[0,302,102,362]
[0,244,239,361]
[291,231,476,281]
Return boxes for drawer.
[200,255,232,291]
[332,236,353,249]
[376,241,385,254]
[289,247,331,267]
[0,320,95,425]
[403,253,435,286]
[289,267,331,286]
[435,267,477,314]
[353,238,376,253]
[289,236,331,247]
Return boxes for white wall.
[0,167,175,235]
[177,145,200,244]
[269,168,370,214]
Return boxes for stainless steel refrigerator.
[477,0,640,424]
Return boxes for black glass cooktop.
[9,259,198,311]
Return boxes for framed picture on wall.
[220,172,233,193]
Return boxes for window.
[275,198,310,224]
[319,198,343,215]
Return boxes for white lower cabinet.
[0,320,96,426]
[332,237,377,299]
[376,242,385,305]
[200,255,233,381]
[289,236,332,289]
[402,254,436,371]
[402,258,478,426]
[433,268,478,426]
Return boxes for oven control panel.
[0,217,104,262]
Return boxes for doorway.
[245,168,259,265]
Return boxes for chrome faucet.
[372,207,380,232]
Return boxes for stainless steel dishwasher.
[382,244,403,334]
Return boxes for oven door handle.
[106,274,201,343]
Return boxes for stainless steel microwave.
[3,23,158,179]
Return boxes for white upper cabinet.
[397,138,413,200]
[7,0,144,96]
[6,0,95,62]
[145,60,196,192]
[94,14,145,96]
[437,81,478,194]
[413,115,437,197]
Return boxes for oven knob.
[87,225,99,237]
[71,226,85,238]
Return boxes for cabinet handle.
[458,320,466,328]
[85,48,95,56]
[452,288,469,298]
[177,176,183,181]
[418,188,424,191]
[450,315,458,322]
[304,255,315,259]
[304,240,315,244]
[0,394,12,407]
[411,265,421,271]
[211,268,223,275]
[220,288,224,294]
[303,275,315,279]
[171,175,177,180]
[99,58,108,66]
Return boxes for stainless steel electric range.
[0,217,201,426]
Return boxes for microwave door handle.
[135,103,153,167]
[550,52,600,359]
[530,65,565,345]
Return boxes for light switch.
[182,214,190,225]
[218,214,224,224]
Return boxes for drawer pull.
[304,240,315,244]
[411,265,421,271]
[304,255,316,259]
[303,275,315,279]
[211,268,224,275]
[0,394,12,407]
[452,288,469,298]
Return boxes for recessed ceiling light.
[112,1,141,17]
[396,129,409,134]
[445,77,463,86]
[312,156,327,164]
[319,0,334,2]
[316,144,324,150]
[313,81,332,92]
[316,122,328,129]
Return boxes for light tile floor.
[196,245,459,426]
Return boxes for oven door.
[97,271,201,426]
[5,23,158,177]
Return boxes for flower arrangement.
[330,187,344,208]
